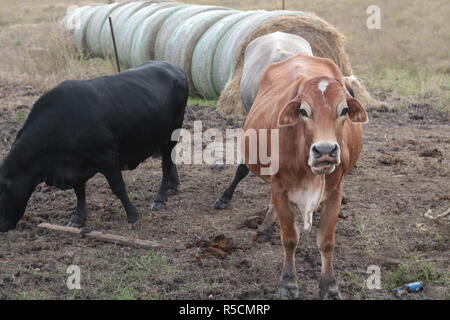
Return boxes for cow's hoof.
[128,222,139,230]
[320,286,342,300]
[210,162,226,170]
[67,220,84,228]
[213,198,230,210]
[279,282,299,300]
[150,201,165,211]
[167,188,178,196]
[253,228,272,243]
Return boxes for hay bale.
[153,5,223,61]
[60,2,373,110]
[129,3,188,67]
[100,2,154,58]
[85,2,129,56]
[165,9,236,95]
[192,11,256,99]
[213,11,314,96]
[72,5,104,54]
[118,2,180,67]
[216,14,372,116]
[60,5,87,32]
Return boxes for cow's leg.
[167,165,180,196]
[272,184,299,299]
[317,184,343,300]
[254,198,277,242]
[151,143,175,210]
[104,169,140,226]
[67,183,88,228]
[213,163,249,209]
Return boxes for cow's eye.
[299,108,309,118]
[340,107,349,117]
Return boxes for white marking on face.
[318,80,329,94]
[288,181,325,231]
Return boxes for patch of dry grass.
[0,0,115,90]
[0,0,449,110]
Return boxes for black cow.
[0,61,188,232]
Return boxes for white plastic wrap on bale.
[153,5,222,61]
[61,5,87,31]
[61,2,372,111]
[130,4,188,67]
[191,11,255,99]
[213,11,314,94]
[120,3,181,67]
[165,9,235,94]
[212,11,269,94]
[100,2,150,58]
[73,5,103,52]
[85,2,128,56]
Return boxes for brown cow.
[242,53,368,299]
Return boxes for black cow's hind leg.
[214,163,249,210]
[167,165,180,196]
[104,169,140,227]
[67,183,88,228]
[151,143,175,210]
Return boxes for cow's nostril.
[312,143,339,158]
[312,145,321,157]
[330,145,338,157]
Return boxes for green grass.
[366,67,450,112]
[111,286,136,300]
[15,290,46,300]
[14,111,27,121]
[133,250,171,274]
[188,97,217,107]
[86,250,173,300]
[344,270,366,299]
[384,258,444,289]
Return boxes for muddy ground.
[0,79,448,300]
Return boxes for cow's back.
[240,32,313,113]
[9,61,188,188]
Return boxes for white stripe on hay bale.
[100,2,151,58]
[154,5,224,61]
[165,9,236,95]
[85,2,129,57]
[192,11,256,99]
[130,4,188,67]
[73,5,104,54]
[113,2,170,63]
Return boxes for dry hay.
[216,14,375,116]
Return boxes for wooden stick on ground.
[37,223,160,249]
[424,207,450,220]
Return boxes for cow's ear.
[277,98,301,127]
[347,98,369,123]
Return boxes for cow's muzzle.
[309,142,341,175]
